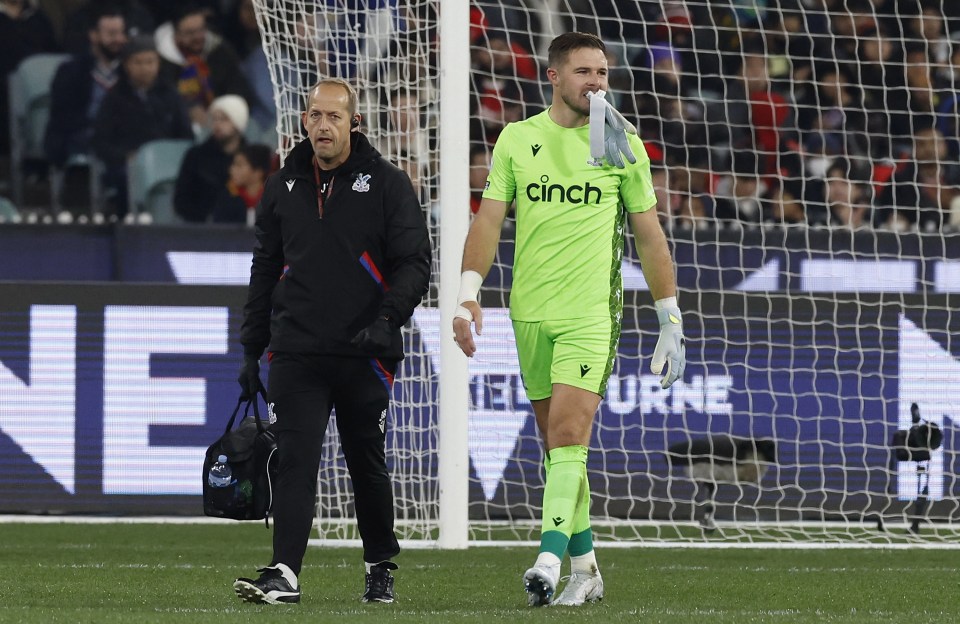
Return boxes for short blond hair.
[304,78,359,115]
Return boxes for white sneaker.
[522,565,557,607]
[552,572,604,606]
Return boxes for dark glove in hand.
[350,316,394,352]
[237,354,263,400]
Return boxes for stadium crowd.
[2,0,960,231]
[469,0,960,232]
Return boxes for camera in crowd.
[892,403,943,462]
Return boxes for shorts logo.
[378,409,387,434]
[267,402,277,424]
[579,364,592,378]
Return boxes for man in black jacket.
[91,35,193,217]
[233,78,431,606]
[44,6,128,168]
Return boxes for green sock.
[539,445,588,560]
[568,457,594,557]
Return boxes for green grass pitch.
[2,522,957,623]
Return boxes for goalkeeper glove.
[350,315,395,352]
[238,354,264,400]
[651,298,686,389]
[587,90,638,169]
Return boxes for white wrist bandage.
[455,270,484,322]
[654,296,678,311]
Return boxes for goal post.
[436,0,472,550]
[251,0,960,548]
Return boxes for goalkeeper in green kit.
[452,32,686,607]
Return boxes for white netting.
[255,0,960,546]
[251,0,442,543]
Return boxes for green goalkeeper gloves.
[587,90,638,169]
[651,299,686,389]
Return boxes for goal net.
[253,0,960,546]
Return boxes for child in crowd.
[211,143,273,225]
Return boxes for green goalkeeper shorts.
[512,316,620,401]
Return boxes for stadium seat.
[0,196,19,222]
[245,117,278,149]
[49,153,106,215]
[126,139,194,224]
[6,53,70,207]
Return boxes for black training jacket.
[240,133,431,360]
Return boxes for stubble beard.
[561,89,591,118]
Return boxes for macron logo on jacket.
[285,179,295,192]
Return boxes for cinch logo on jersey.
[525,174,602,205]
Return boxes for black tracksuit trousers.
[266,353,400,575]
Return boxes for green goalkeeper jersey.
[483,108,657,321]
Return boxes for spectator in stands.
[645,144,676,228]
[472,76,525,149]
[486,30,539,101]
[0,0,59,152]
[672,2,739,97]
[381,88,432,200]
[174,94,248,223]
[826,0,877,64]
[232,0,276,132]
[934,42,960,159]
[270,11,322,149]
[92,35,193,216]
[768,148,807,225]
[309,0,407,80]
[385,89,429,164]
[764,0,833,131]
[60,0,154,56]
[889,46,941,153]
[44,6,128,169]
[742,43,796,175]
[763,179,806,226]
[711,150,767,224]
[631,42,708,171]
[0,0,58,78]
[806,157,873,228]
[906,5,952,67]
[666,158,710,232]
[469,21,541,147]
[800,64,870,161]
[704,37,796,177]
[219,0,261,60]
[211,143,273,225]
[154,3,254,134]
[858,24,905,160]
[875,122,960,231]
[468,142,490,216]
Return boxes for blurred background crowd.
[2,0,960,232]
